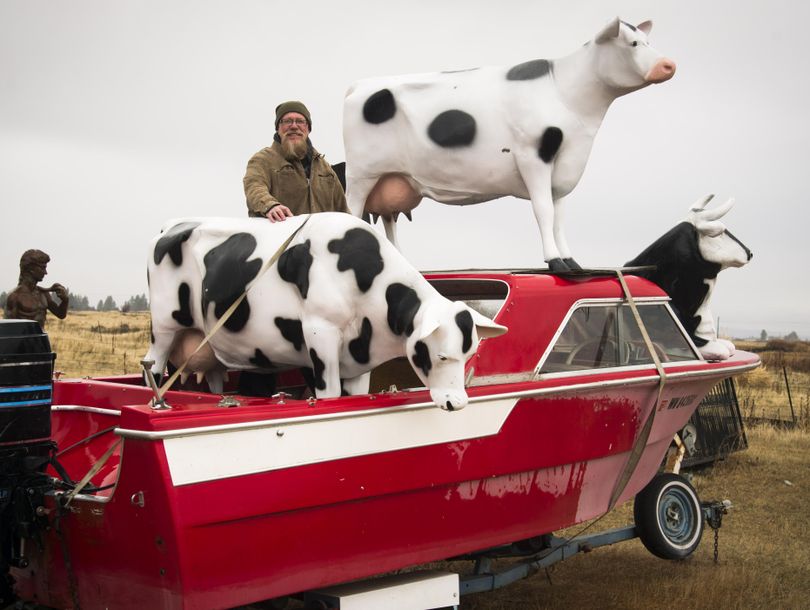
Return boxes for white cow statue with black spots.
[343,17,676,272]
[145,213,507,410]
[625,195,753,360]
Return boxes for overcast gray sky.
[2,0,808,339]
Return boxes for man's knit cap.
[275,101,312,131]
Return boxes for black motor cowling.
[0,320,57,605]
[0,320,54,446]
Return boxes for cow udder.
[364,173,422,216]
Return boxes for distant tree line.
[69,292,93,310]
[0,290,148,312]
[95,294,150,312]
[759,329,802,342]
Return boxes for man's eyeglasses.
[279,118,308,127]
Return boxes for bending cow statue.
[626,195,752,361]
[145,213,507,410]
[343,17,676,271]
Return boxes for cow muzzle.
[645,58,676,83]
[431,388,468,411]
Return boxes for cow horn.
[701,197,735,222]
[689,193,715,212]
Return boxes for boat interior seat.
[369,357,424,393]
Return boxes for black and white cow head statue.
[626,194,753,360]
[405,299,505,411]
[687,195,752,271]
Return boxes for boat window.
[427,279,508,319]
[620,304,698,364]
[541,306,621,371]
[540,303,698,373]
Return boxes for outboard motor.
[0,320,56,606]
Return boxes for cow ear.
[414,306,442,341]
[468,308,508,339]
[595,17,621,43]
[636,20,653,35]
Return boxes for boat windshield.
[539,302,699,373]
[427,278,509,319]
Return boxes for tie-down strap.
[607,270,668,510]
[157,216,311,399]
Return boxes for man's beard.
[281,136,308,159]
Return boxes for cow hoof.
[718,338,736,356]
[698,341,731,361]
[547,258,571,273]
[563,257,582,270]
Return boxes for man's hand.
[265,205,294,222]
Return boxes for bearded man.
[243,101,349,222]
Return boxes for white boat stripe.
[163,397,519,486]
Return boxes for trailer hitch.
[702,499,732,563]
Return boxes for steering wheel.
[628,340,670,363]
[565,338,620,366]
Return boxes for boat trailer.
[303,498,732,610]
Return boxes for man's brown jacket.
[243,140,348,217]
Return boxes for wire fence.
[736,364,810,428]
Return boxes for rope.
[156,216,311,399]
[540,269,670,559]
[62,439,122,507]
[607,270,668,510]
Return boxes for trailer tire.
[634,473,703,560]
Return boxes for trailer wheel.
[634,473,703,560]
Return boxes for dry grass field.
[43,312,810,608]
[734,339,810,427]
[46,311,151,378]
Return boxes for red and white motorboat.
[1,269,759,609]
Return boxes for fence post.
[783,365,797,424]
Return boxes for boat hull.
[13,357,756,609]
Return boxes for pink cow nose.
[646,58,677,83]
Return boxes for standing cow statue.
[625,195,753,361]
[145,213,507,410]
[343,17,676,271]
